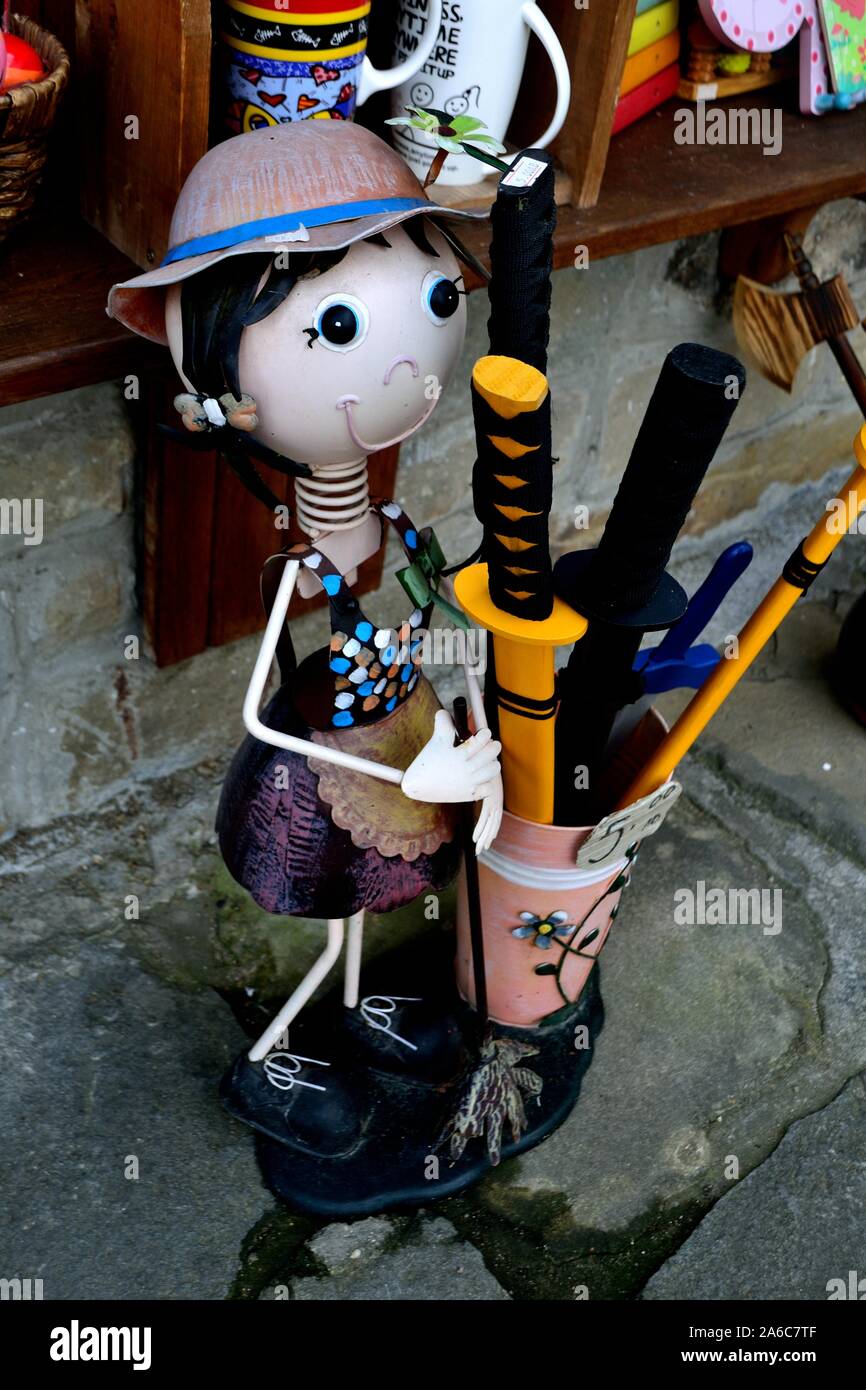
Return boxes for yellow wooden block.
[628,0,678,57]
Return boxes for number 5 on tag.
[575,781,683,871]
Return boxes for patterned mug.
[219,0,443,133]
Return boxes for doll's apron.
[216,501,461,919]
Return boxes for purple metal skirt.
[216,672,460,920]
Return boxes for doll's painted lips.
[336,392,437,452]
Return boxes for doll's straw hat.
[108,122,483,346]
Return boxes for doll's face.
[165,222,467,467]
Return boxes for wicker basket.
[0,15,70,245]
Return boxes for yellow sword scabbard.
[455,564,586,823]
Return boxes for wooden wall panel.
[141,372,218,666]
[75,0,212,268]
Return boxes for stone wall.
[1,202,865,844]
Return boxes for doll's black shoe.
[344,992,469,1083]
[254,967,604,1218]
[219,934,470,1153]
[220,1048,365,1157]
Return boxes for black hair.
[180,245,350,402]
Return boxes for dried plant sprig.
[387,106,509,187]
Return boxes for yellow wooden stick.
[621,426,866,808]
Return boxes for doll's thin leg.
[248,918,345,1062]
[343,910,365,1010]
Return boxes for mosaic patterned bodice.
[288,500,434,730]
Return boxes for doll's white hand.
[402,710,501,806]
[472,777,503,856]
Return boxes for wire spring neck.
[294,459,370,537]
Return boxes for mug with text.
[390,0,570,184]
[219,0,443,134]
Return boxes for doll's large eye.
[422,271,461,325]
[313,294,370,352]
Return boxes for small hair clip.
[219,393,259,433]
[173,391,259,435]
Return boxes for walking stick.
[621,424,866,807]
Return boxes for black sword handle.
[486,149,556,375]
[578,344,747,620]
[554,344,747,823]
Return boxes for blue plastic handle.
[635,541,753,693]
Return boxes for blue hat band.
[161,197,430,267]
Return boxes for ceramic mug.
[390,0,571,185]
[219,0,443,133]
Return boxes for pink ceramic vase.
[456,710,669,1026]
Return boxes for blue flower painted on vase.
[511,910,576,950]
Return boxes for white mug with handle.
[390,0,571,185]
[357,0,443,107]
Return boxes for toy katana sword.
[553,344,746,825]
[454,151,584,825]
[622,424,866,807]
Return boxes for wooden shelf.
[462,91,866,277]
[0,216,162,408]
[2,92,865,407]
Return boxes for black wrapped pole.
[554,343,747,823]
[486,150,556,374]
[472,150,558,622]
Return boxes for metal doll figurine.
[109,123,504,1210]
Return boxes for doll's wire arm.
[440,574,488,733]
[242,557,404,785]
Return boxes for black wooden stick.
[453,697,488,1028]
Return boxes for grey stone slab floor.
[1,558,864,1300]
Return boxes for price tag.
[501,156,548,189]
[575,781,683,872]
